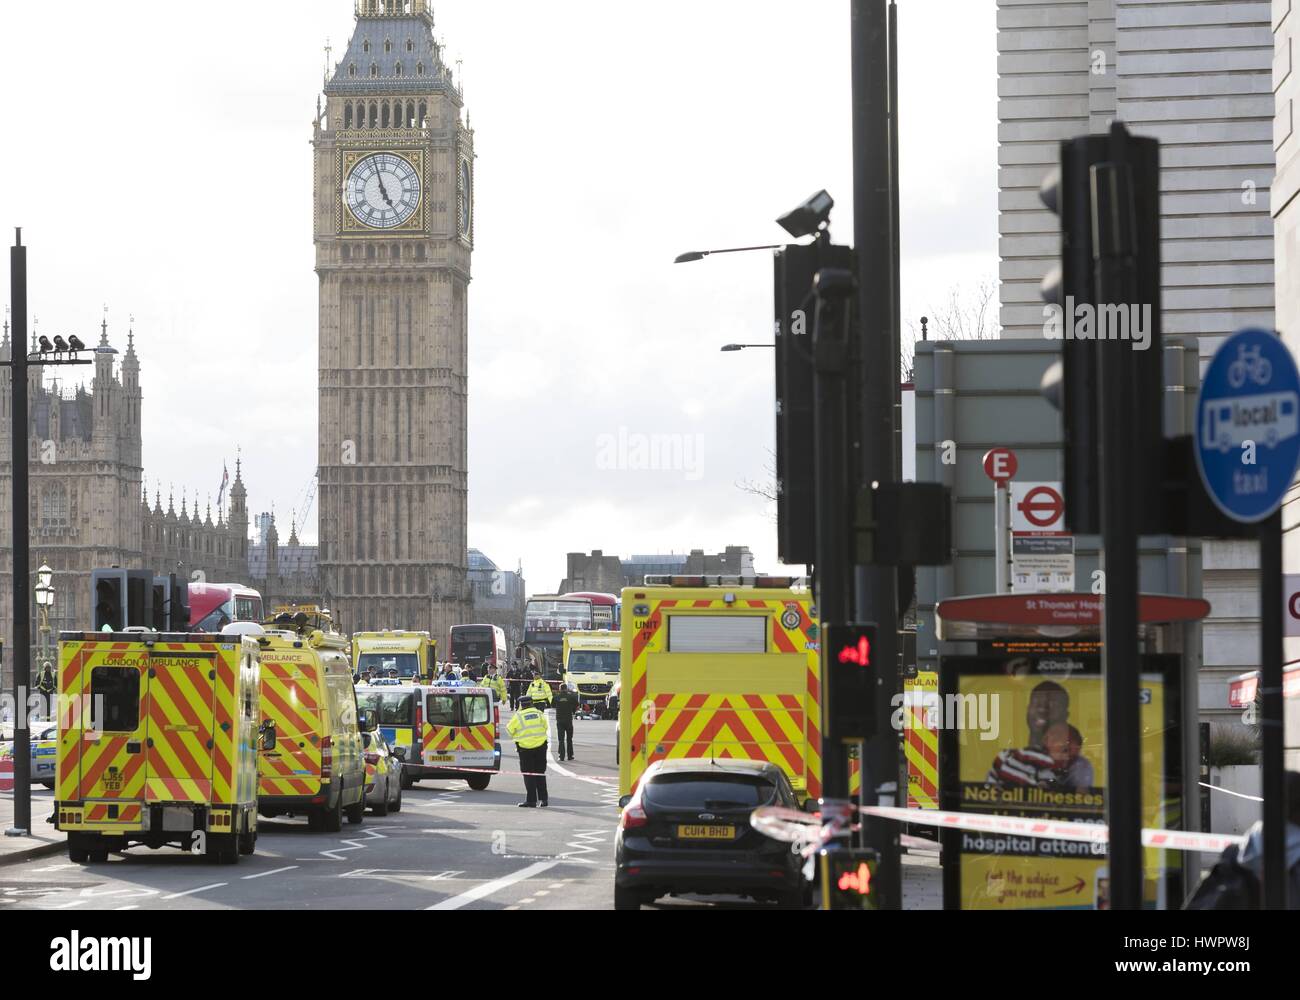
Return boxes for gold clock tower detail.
[315,0,473,640]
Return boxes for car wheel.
[391,781,403,813]
[614,884,645,911]
[345,793,365,825]
[466,774,491,791]
[400,770,414,790]
[373,777,391,817]
[88,847,110,865]
[238,830,256,856]
[320,792,344,833]
[208,833,239,865]
[68,836,89,864]
[776,888,805,910]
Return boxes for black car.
[614,758,807,910]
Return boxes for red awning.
[935,593,1212,641]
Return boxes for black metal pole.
[888,0,901,481]
[1258,510,1285,909]
[1091,149,1143,911]
[851,0,901,909]
[8,228,31,836]
[813,234,853,802]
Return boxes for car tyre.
[345,793,365,825]
[88,847,110,864]
[614,884,645,911]
[466,774,491,791]
[317,791,344,833]
[390,778,403,813]
[208,833,239,865]
[400,770,414,790]
[776,888,805,910]
[373,777,391,817]
[68,836,89,864]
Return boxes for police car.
[0,722,57,787]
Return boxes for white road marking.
[545,716,606,786]
[425,860,559,911]
[319,827,387,861]
[161,883,227,900]
[242,865,299,880]
[52,899,87,909]
[115,905,139,911]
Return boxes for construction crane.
[292,470,319,540]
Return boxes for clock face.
[345,153,421,230]
[459,159,472,237]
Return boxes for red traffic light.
[837,861,872,896]
[837,636,872,667]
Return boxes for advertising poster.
[940,654,1181,910]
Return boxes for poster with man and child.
[939,654,1181,910]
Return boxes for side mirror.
[618,795,632,809]
[361,731,372,749]
[357,710,372,732]
[258,720,277,752]
[801,797,822,815]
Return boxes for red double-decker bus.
[188,583,263,631]
[561,592,621,631]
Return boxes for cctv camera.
[776,190,834,239]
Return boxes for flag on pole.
[217,462,230,509]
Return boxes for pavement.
[0,786,63,865]
[0,715,945,909]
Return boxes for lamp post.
[4,230,91,838]
[35,564,53,715]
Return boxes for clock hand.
[371,155,395,208]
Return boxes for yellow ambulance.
[54,629,266,865]
[563,630,622,718]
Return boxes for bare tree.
[902,279,1000,382]
[736,449,779,519]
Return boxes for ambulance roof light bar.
[643,575,801,588]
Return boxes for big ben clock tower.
[315,0,472,641]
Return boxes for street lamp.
[674,244,783,264]
[35,564,54,706]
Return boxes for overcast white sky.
[0,0,997,593]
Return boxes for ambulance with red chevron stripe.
[54,629,266,865]
[618,576,824,803]
[254,607,367,831]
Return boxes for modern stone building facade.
[314,0,473,643]
[468,549,526,647]
[997,0,1276,719]
[1277,0,1300,671]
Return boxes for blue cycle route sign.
[1195,328,1300,523]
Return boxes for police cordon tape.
[749,804,1245,856]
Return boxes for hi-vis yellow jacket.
[526,678,553,705]
[507,707,548,750]
[483,671,507,704]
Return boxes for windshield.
[525,601,592,631]
[356,690,415,725]
[568,650,620,673]
[357,653,420,678]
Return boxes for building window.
[407,39,414,53]
[417,62,425,77]
[395,63,403,77]
[40,486,68,527]
[363,40,370,54]
[370,63,379,78]
[349,63,357,78]
[385,40,392,54]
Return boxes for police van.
[356,683,500,791]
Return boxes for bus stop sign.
[1195,328,1300,523]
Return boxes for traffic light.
[92,569,126,631]
[774,237,857,566]
[92,568,155,631]
[774,241,819,566]
[823,622,878,741]
[152,574,191,632]
[819,847,878,910]
[1039,123,1163,534]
